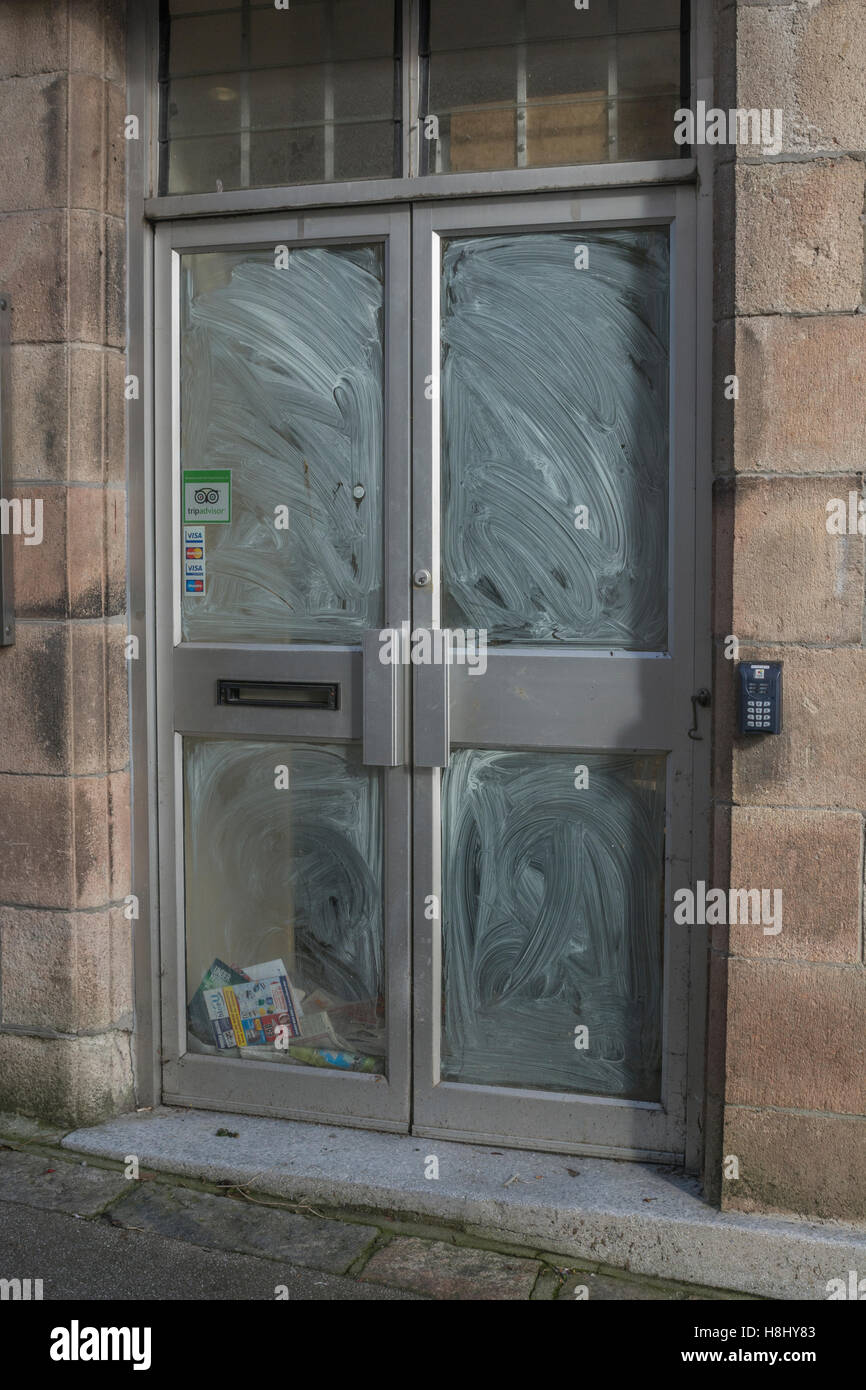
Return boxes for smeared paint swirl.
[181,244,384,642]
[441,229,669,647]
[441,749,665,1099]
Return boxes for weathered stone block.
[0,211,66,341]
[8,344,68,481]
[738,0,866,155]
[731,315,866,474]
[721,1108,866,1221]
[109,1183,379,1274]
[0,1,68,80]
[734,161,863,313]
[105,79,126,220]
[103,348,127,485]
[0,1146,129,1213]
[67,211,127,350]
[726,959,866,1114]
[0,624,69,774]
[68,346,106,483]
[360,1237,541,1300]
[731,475,863,643]
[69,0,126,87]
[0,773,74,905]
[69,623,108,776]
[69,72,108,213]
[106,622,130,770]
[0,74,67,210]
[107,770,131,902]
[0,904,132,1033]
[10,486,66,617]
[12,486,126,620]
[729,806,862,963]
[0,1032,133,1126]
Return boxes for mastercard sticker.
[183,526,206,596]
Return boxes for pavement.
[58,1104,866,1299]
[0,1134,750,1301]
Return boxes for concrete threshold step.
[61,1106,866,1301]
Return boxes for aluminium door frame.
[153,206,414,1130]
[410,186,699,1160]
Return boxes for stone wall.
[709,0,866,1218]
[0,0,133,1123]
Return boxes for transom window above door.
[159,0,689,194]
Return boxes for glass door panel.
[184,738,385,1073]
[180,243,385,643]
[440,228,669,648]
[441,750,666,1099]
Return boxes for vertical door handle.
[362,630,405,766]
[413,633,450,768]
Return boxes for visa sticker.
[183,525,206,596]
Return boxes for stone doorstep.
[0,1144,728,1301]
[54,1105,866,1302]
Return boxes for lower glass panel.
[441,749,665,1100]
[183,738,385,1074]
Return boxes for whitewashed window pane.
[441,227,670,649]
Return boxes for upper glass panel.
[161,0,400,194]
[441,227,670,649]
[159,2,687,194]
[422,0,684,174]
[179,243,384,643]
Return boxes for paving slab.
[62,1106,866,1300]
[0,1200,423,1300]
[361,1236,541,1299]
[558,1270,716,1301]
[0,1146,128,1216]
[108,1182,378,1275]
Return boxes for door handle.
[413,633,450,768]
[362,630,405,766]
[688,687,711,741]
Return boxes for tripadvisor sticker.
[183,469,231,524]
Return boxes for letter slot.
[217,680,339,711]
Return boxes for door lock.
[413,568,432,588]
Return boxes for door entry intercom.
[738,661,783,735]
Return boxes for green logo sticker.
[183,469,231,524]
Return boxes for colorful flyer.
[183,524,206,594]
[183,468,231,524]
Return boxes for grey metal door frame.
[154,205,413,1130]
[151,190,703,1155]
[410,187,698,1160]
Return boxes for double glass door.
[155,187,697,1158]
